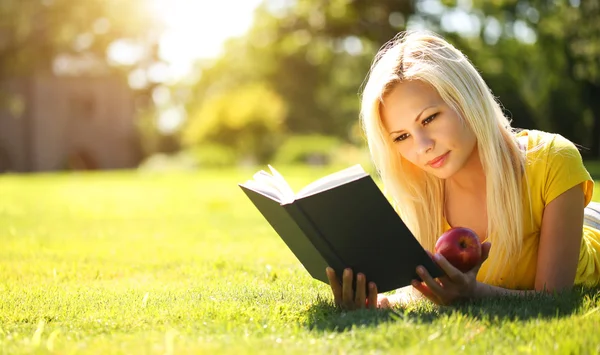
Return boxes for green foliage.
[186,1,407,142]
[184,0,600,159]
[415,0,600,155]
[582,160,600,180]
[271,134,372,171]
[182,83,287,163]
[3,0,600,166]
[1,170,600,354]
[273,135,342,165]
[137,151,198,172]
[0,0,158,76]
[186,144,237,168]
[0,0,167,162]
[135,107,168,157]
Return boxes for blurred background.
[0,0,598,174]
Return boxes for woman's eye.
[422,113,438,125]
[394,133,409,142]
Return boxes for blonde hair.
[359,30,526,283]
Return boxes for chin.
[427,164,458,180]
[430,170,454,180]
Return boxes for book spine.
[283,203,346,273]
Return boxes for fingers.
[411,280,443,305]
[327,267,381,311]
[326,267,343,307]
[367,282,378,309]
[377,294,390,309]
[355,273,367,309]
[470,242,493,275]
[415,265,446,299]
[431,254,463,281]
[342,268,354,309]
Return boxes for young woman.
[325,30,600,310]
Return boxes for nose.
[414,131,434,156]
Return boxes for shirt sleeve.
[543,134,594,207]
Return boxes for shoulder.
[516,129,593,206]
[516,129,584,166]
[515,128,573,150]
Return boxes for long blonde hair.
[359,30,526,282]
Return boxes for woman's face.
[380,80,478,180]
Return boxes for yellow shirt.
[444,129,600,289]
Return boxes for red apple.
[434,227,482,272]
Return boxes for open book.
[239,164,442,293]
[241,164,368,204]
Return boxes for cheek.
[457,125,477,150]
[397,144,419,166]
[445,118,474,149]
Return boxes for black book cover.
[240,175,443,293]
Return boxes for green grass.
[1,165,600,354]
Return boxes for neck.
[445,146,486,194]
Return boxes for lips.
[427,151,450,168]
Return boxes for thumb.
[470,242,491,275]
[480,242,492,263]
[378,296,390,309]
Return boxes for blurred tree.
[184,0,416,147]
[0,0,173,156]
[418,0,600,155]
[249,0,417,138]
[182,82,287,163]
[531,0,600,156]
[184,0,599,160]
[0,0,159,76]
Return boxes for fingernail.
[369,282,375,289]
[344,268,351,276]
[434,254,442,261]
[357,273,363,281]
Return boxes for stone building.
[0,75,140,173]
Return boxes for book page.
[240,179,284,201]
[240,164,369,204]
[267,165,296,203]
[239,168,296,204]
[296,164,367,199]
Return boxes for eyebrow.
[388,105,436,135]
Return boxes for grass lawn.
[1,165,600,354]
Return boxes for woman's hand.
[325,267,391,310]
[411,242,492,305]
